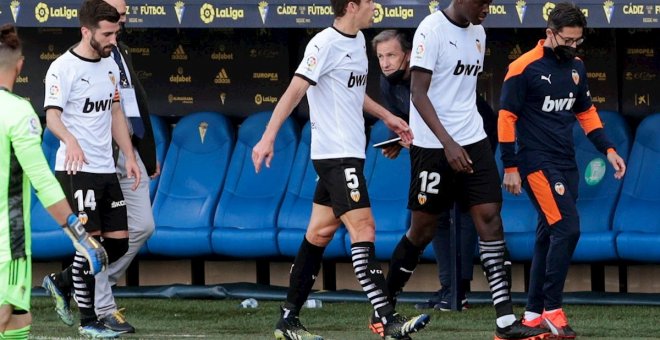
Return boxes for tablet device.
[372,137,402,148]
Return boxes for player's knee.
[0,306,12,330]
[102,237,129,263]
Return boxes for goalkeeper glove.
[62,214,108,275]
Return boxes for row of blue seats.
[30,111,660,264]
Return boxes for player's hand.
[62,214,108,275]
[382,143,403,159]
[444,140,473,173]
[383,116,413,144]
[150,161,161,179]
[252,138,275,173]
[64,139,88,175]
[124,156,142,191]
[502,171,523,195]
[607,151,626,180]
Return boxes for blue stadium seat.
[147,112,234,257]
[495,146,538,261]
[277,122,347,259]
[614,113,660,262]
[148,115,171,202]
[345,121,411,260]
[31,128,75,260]
[212,112,299,258]
[572,111,631,262]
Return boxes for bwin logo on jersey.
[453,60,482,76]
[542,93,576,112]
[83,98,114,113]
[347,72,367,88]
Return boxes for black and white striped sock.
[479,239,515,321]
[71,251,96,324]
[351,242,394,318]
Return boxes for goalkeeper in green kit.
[0,23,108,339]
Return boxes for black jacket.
[117,41,157,175]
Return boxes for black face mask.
[383,56,408,84]
[385,69,406,84]
[554,45,577,62]
[117,22,126,41]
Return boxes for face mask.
[383,56,408,84]
[554,45,577,62]
[117,22,126,40]
[385,69,406,84]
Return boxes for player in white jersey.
[382,1,552,340]
[252,1,429,339]
[40,1,140,338]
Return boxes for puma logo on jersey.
[453,60,482,76]
[541,74,552,84]
[80,78,90,84]
[345,53,352,60]
[449,40,457,48]
[347,71,367,88]
[542,93,576,112]
[82,97,114,113]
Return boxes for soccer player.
[93,0,159,333]
[0,23,108,340]
[498,3,626,338]
[380,1,551,339]
[40,0,140,338]
[252,1,429,339]
[372,29,499,312]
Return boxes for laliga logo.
[35,2,48,23]
[603,0,614,23]
[200,3,214,23]
[10,0,21,23]
[428,0,440,14]
[542,2,555,21]
[373,3,384,23]
[174,1,185,24]
[515,0,527,23]
[258,1,269,25]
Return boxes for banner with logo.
[124,28,289,117]
[2,0,658,28]
[13,28,80,113]
[578,28,619,112]
[620,29,658,117]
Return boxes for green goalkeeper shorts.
[0,257,31,312]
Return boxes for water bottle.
[304,299,322,309]
[239,298,258,308]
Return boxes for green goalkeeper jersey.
[0,89,65,262]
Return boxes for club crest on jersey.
[571,69,580,85]
[476,39,482,53]
[417,192,427,205]
[108,71,116,86]
[350,189,360,202]
[78,211,89,225]
[554,182,565,195]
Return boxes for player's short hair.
[371,30,411,53]
[0,24,22,68]
[547,2,587,31]
[79,0,120,29]
[332,0,361,18]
